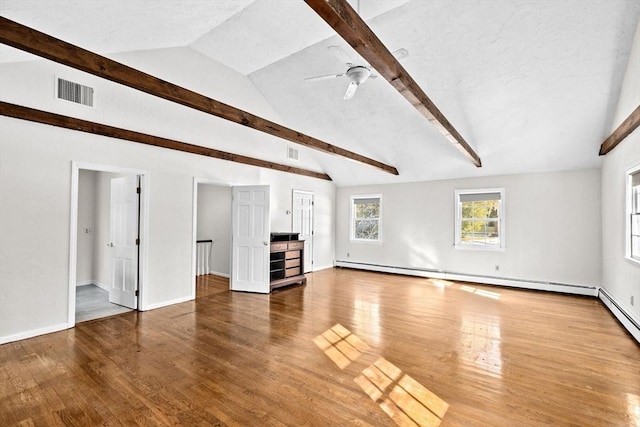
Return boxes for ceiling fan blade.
[328,45,354,65]
[392,48,409,60]
[304,73,344,82]
[344,82,358,100]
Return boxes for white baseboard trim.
[334,261,598,296]
[76,280,94,287]
[94,281,109,292]
[0,322,69,345]
[208,271,230,278]
[75,280,109,292]
[310,264,335,272]
[599,288,640,344]
[142,295,194,311]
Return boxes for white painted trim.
[0,323,68,345]
[349,194,383,243]
[599,288,640,343]
[311,264,334,272]
[454,187,505,251]
[76,280,94,287]
[144,295,195,311]
[209,271,230,278]
[292,189,315,273]
[75,280,109,291]
[334,261,598,296]
[192,177,234,297]
[69,161,150,327]
[625,163,640,264]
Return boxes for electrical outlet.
[495,265,499,271]
[347,252,350,258]
[632,295,635,306]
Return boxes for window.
[455,189,505,250]
[350,195,382,242]
[627,165,640,264]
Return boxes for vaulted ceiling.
[1,0,639,185]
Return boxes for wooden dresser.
[270,232,306,291]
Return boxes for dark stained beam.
[0,102,332,181]
[305,0,482,167]
[0,16,398,176]
[599,104,640,155]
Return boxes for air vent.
[57,78,94,107]
[287,147,299,161]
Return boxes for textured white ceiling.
[1,0,639,186]
[0,0,255,62]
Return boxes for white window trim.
[626,164,640,266]
[454,188,505,251]
[350,194,383,243]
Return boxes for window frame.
[454,188,505,251]
[350,194,382,243]
[626,164,640,265]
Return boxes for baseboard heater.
[334,260,598,296]
[599,288,640,343]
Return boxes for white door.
[109,175,139,309]
[231,185,270,293]
[292,190,314,273]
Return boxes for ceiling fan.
[305,45,409,100]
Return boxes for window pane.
[355,201,379,219]
[632,214,640,236]
[354,219,379,240]
[632,235,640,260]
[456,189,503,249]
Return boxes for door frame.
[191,177,234,297]
[292,189,314,273]
[68,161,150,328]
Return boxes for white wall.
[601,19,640,322]
[0,47,335,343]
[76,169,97,285]
[196,184,231,276]
[336,169,602,287]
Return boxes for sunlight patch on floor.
[313,324,371,369]
[459,284,500,300]
[355,357,449,427]
[314,324,449,426]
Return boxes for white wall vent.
[57,78,94,107]
[287,146,299,161]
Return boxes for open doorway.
[192,179,232,298]
[292,190,314,273]
[69,162,149,327]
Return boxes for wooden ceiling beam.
[0,16,398,176]
[305,0,482,167]
[0,102,332,181]
[599,104,640,155]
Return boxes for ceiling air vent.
[57,77,94,107]
[287,147,299,161]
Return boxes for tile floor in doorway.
[75,284,132,323]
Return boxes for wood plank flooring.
[1,269,639,426]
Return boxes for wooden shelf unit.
[270,233,306,291]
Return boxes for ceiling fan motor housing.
[346,66,371,85]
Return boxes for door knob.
[263,241,269,246]
[107,243,114,247]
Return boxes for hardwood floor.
[1,269,639,426]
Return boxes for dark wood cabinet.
[270,233,306,291]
